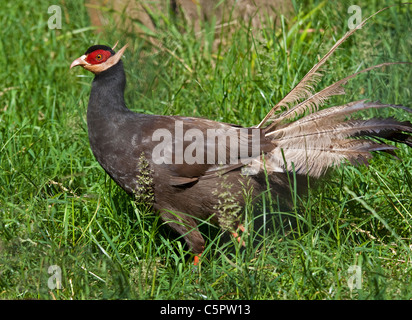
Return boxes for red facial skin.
[85,50,112,65]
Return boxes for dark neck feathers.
[88,61,129,115]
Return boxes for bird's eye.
[96,54,102,61]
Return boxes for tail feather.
[264,139,398,177]
[256,5,406,129]
[253,102,412,178]
[269,116,412,142]
[264,63,412,133]
[248,4,412,179]
[278,101,411,129]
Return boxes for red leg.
[194,253,201,266]
[231,224,246,247]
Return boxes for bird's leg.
[160,210,205,266]
[193,253,202,266]
[231,224,246,247]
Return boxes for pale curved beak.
[70,55,88,69]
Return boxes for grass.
[0,0,411,300]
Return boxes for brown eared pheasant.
[70,6,412,265]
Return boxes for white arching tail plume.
[250,4,412,178]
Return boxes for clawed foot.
[193,245,205,267]
[193,253,201,266]
[192,225,246,267]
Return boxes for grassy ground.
[0,0,411,300]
